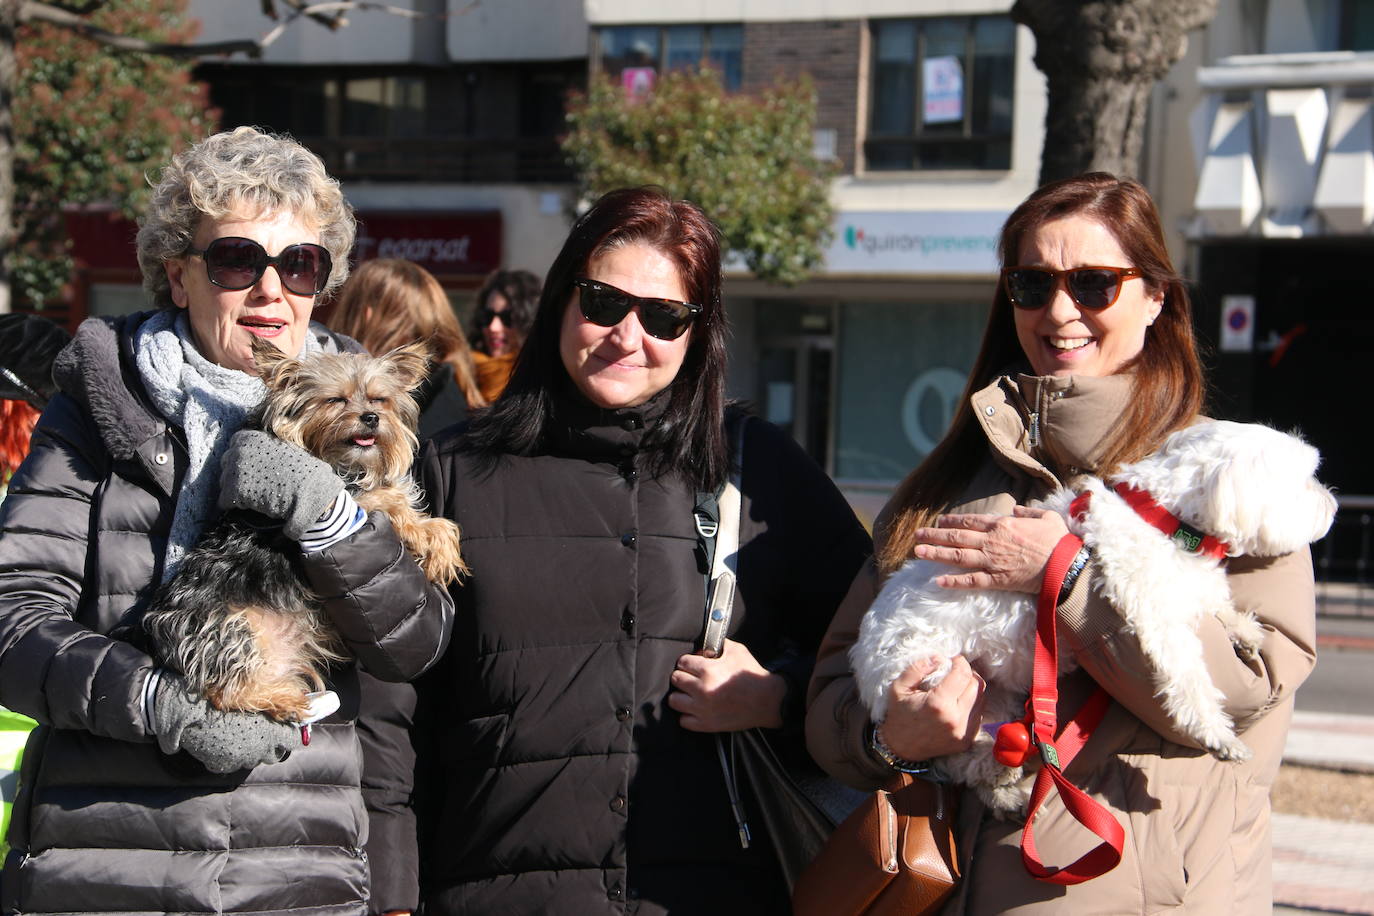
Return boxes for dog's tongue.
[353,436,376,447]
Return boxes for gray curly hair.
[136,126,356,309]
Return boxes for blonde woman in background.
[328,258,487,437]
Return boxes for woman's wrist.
[866,719,934,776]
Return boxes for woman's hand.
[880,655,986,760]
[914,505,1068,594]
[669,639,787,732]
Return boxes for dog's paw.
[1212,735,1253,762]
[1226,610,1266,659]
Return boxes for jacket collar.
[971,371,1135,489]
[549,385,672,461]
[51,308,362,463]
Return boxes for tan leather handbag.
[792,773,960,916]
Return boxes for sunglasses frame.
[572,277,702,341]
[185,236,333,297]
[1001,265,1144,311]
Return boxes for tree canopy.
[11,0,214,310]
[562,68,834,286]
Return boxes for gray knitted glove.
[151,672,304,774]
[218,429,343,540]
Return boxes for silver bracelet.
[867,720,934,775]
[1058,545,1092,604]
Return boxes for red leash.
[993,533,1124,885]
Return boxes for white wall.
[186,0,585,65]
[448,0,589,61]
[585,0,1012,25]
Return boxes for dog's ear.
[380,341,432,391]
[249,336,301,392]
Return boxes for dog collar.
[1071,485,1232,561]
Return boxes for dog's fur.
[143,337,466,723]
[851,420,1335,812]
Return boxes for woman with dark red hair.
[361,187,871,915]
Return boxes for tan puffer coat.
[806,372,1317,915]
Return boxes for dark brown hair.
[467,268,543,355]
[464,186,729,491]
[878,172,1205,575]
[326,258,486,409]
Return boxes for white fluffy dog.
[851,420,1335,812]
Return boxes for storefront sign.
[826,210,1004,275]
[353,211,501,277]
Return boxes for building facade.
[1144,0,1373,499]
[67,0,1056,519]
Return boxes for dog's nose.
[360,412,379,429]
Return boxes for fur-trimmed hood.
[51,309,362,462]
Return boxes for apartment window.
[866,16,1015,171]
[596,24,743,90]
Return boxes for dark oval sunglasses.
[573,278,702,341]
[1001,265,1143,311]
[185,236,332,297]
[474,307,508,327]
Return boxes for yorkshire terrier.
[142,336,466,724]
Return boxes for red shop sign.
[352,211,502,277]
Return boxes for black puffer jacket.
[0,310,454,915]
[409,393,872,915]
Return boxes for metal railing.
[1315,495,1374,618]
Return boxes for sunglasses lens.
[1005,269,1054,310]
[204,238,265,291]
[278,244,331,296]
[579,284,634,328]
[639,300,693,340]
[1066,269,1120,310]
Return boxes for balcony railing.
[1315,495,1374,618]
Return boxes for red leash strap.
[1019,533,1125,885]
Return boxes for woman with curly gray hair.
[0,126,452,915]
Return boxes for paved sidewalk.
[1285,710,1374,774]
[1273,813,1374,915]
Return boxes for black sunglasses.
[474,307,509,327]
[1001,266,1143,311]
[185,236,332,297]
[572,278,701,341]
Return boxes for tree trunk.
[0,0,18,314]
[1012,0,1219,186]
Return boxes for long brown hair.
[877,173,1205,575]
[327,258,487,409]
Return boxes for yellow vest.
[0,707,37,858]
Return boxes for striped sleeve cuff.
[299,489,367,553]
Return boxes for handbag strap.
[694,414,751,846]
[1017,533,1124,885]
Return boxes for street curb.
[1284,711,1374,774]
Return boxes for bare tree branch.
[21,0,480,58]
[44,1,108,12]
[21,1,263,56]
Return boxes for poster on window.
[622,67,656,100]
[923,56,964,124]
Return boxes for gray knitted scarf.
[134,309,320,578]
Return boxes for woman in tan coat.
[806,173,1317,914]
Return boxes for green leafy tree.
[11,0,215,310]
[563,68,834,286]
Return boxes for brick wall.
[742,19,863,176]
